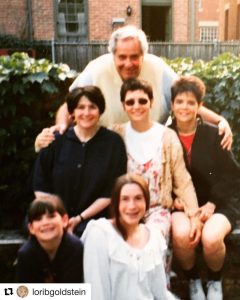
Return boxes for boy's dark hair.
[120,78,153,103]
[28,194,67,223]
[171,75,206,104]
[66,86,106,115]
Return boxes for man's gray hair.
[108,25,149,54]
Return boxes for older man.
[35,25,232,151]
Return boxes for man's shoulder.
[143,53,165,65]
[88,53,113,67]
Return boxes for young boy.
[16,194,83,283]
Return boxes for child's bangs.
[28,201,56,222]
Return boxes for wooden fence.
[52,41,240,72]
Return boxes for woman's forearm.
[80,198,111,220]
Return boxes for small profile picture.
[16,285,29,298]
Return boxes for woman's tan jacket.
[110,123,199,217]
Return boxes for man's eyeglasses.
[124,98,149,106]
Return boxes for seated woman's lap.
[171,211,231,248]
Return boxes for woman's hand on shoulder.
[67,215,81,234]
[218,118,232,150]
[34,124,67,153]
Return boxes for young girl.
[170,75,240,300]
[16,194,83,283]
[82,173,177,300]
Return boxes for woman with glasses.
[110,78,202,286]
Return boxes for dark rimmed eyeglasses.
[124,98,149,106]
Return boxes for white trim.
[198,21,218,27]
[224,3,230,10]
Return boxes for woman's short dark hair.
[67,86,106,115]
[28,194,67,223]
[120,78,153,103]
[171,75,206,104]
[110,173,150,240]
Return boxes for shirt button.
[77,164,82,168]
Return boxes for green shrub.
[0,34,51,59]
[166,52,240,162]
[0,52,77,229]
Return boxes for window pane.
[57,0,86,37]
[200,26,218,42]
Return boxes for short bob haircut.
[120,78,153,103]
[108,25,149,55]
[28,194,67,223]
[171,75,206,104]
[66,86,106,115]
[110,173,150,240]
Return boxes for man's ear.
[62,214,69,229]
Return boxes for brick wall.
[0,0,54,41]
[31,0,55,40]
[0,0,28,39]
[172,0,189,42]
[1,0,220,43]
[219,0,239,40]
[88,0,140,41]
[195,0,219,41]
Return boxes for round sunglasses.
[124,98,149,106]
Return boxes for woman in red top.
[170,76,240,300]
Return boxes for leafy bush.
[0,34,51,59]
[0,52,77,229]
[166,52,240,162]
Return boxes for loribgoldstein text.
[32,288,86,297]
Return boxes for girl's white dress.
[81,218,178,300]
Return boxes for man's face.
[113,37,144,81]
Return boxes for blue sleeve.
[162,62,178,112]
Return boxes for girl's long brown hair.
[110,173,150,240]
